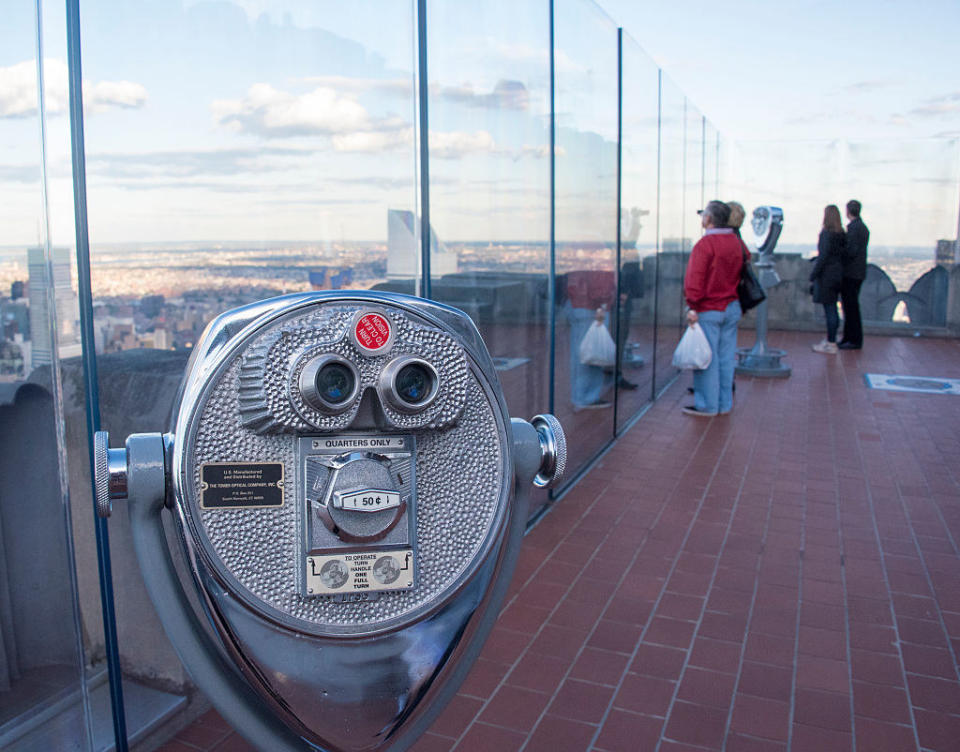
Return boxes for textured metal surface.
[237,305,468,433]
[177,300,506,635]
[94,431,112,518]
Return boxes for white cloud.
[429,130,496,159]
[910,92,960,118]
[332,128,413,152]
[438,80,530,110]
[518,144,566,159]
[86,80,148,114]
[0,60,41,118]
[213,82,419,154]
[0,164,39,183]
[89,146,307,179]
[300,75,413,98]
[841,80,896,95]
[0,58,147,119]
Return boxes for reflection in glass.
[424,1,553,513]
[0,2,90,749]
[425,0,551,428]
[617,33,660,427]
[654,74,687,396]
[553,1,618,482]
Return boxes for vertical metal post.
[955,142,960,264]
[64,0,129,748]
[547,0,557,417]
[700,115,706,209]
[650,70,662,397]
[613,28,623,426]
[715,130,721,196]
[416,0,431,300]
[681,97,687,258]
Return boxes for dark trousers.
[840,277,863,347]
[823,303,839,342]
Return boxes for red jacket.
[684,230,744,312]
[565,270,616,310]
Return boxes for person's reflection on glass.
[618,207,648,389]
[560,269,616,411]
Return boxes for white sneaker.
[812,340,838,354]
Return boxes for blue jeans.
[693,300,741,414]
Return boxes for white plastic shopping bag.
[672,322,712,370]
[578,320,617,368]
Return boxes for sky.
[602,0,960,142]
[1,0,958,250]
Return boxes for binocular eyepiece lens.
[315,362,355,405]
[379,357,439,413]
[395,363,433,406]
[299,355,360,414]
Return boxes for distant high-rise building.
[308,267,355,290]
[935,239,957,267]
[150,328,172,350]
[387,209,458,280]
[27,246,82,369]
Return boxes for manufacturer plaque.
[201,463,284,509]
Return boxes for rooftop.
[156,330,960,752]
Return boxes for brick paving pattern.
[155,331,960,751]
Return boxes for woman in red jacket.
[682,200,744,417]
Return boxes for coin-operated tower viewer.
[95,291,566,752]
[736,206,790,378]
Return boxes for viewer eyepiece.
[299,355,360,413]
[381,357,439,413]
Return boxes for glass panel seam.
[64,0,129,746]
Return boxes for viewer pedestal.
[736,261,791,378]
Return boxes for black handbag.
[738,245,766,312]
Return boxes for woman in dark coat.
[810,204,846,353]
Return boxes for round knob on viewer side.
[93,431,129,518]
[530,413,566,489]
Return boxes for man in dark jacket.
[839,199,869,350]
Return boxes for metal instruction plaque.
[305,549,414,595]
[201,462,284,509]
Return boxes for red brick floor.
[154,331,960,752]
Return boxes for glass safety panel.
[0,1,92,750]
[553,0,618,482]
[425,1,552,515]
[653,73,687,395]
[617,34,660,427]
[425,0,551,423]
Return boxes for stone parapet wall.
[635,252,960,336]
